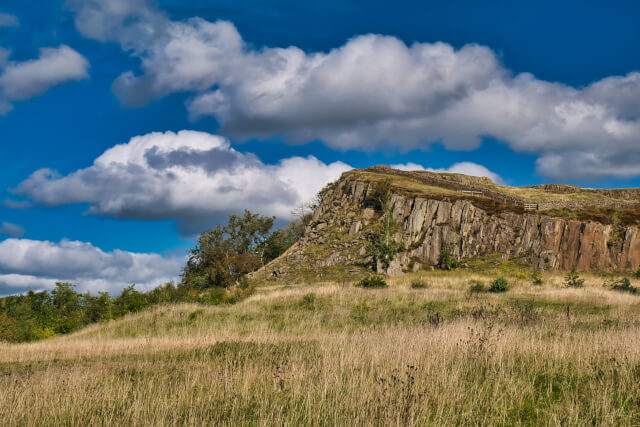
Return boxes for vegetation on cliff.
[254,167,640,284]
[2,167,640,424]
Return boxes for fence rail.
[523,203,539,211]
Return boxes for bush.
[468,280,487,294]
[489,276,509,293]
[531,271,544,286]
[633,267,640,279]
[355,276,388,289]
[438,244,459,270]
[564,266,585,288]
[410,279,429,289]
[301,292,317,307]
[606,277,638,294]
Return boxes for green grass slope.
[2,271,640,425]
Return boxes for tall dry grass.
[1,272,640,425]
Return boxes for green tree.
[226,210,275,264]
[83,291,112,322]
[51,282,80,316]
[564,266,585,288]
[183,210,296,289]
[262,219,306,263]
[438,243,459,270]
[365,180,402,271]
[51,282,83,334]
[113,285,148,315]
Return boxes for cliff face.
[270,173,640,278]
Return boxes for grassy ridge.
[2,272,640,425]
[348,169,640,225]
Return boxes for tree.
[226,210,275,264]
[438,243,459,270]
[564,266,585,288]
[179,206,319,289]
[113,285,148,315]
[183,211,279,289]
[262,220,306,263]
[83,291,112,322]
[365,180,402,271]
[51,282,80,316]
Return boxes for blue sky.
[1,0,640,295]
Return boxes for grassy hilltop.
[349,167,640,225]
[2,270,640,425]
[2,169,640,425]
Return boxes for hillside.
[255,166,640,283]
[3,272,640,425]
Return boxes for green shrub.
[489,276,509,293]
[633,267,640,279]
[438,244,459,270]
[468,280,487,294]
[515,272,527,280]
[564,266,585,288]
[606,277,638,294]
[301,292,317,307]
[355,276,388,289]
[188,309,204,322]
[531,271,544,286]
[410,279,429,289]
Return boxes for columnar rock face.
[283,175,640,276]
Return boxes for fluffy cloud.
[13,130,351,234]
[66,0,640,180]
[0,222,25,238]
[0,12,18,27]
[0,238,183,296]
[0,45,89,114]
[391,162,503,184]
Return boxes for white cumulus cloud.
[0,45,90,114]
[13,130,351,235]
[0,238,183,296]
[65,0,640,180]
[391,161,503,184]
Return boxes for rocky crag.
[258,166,640,281]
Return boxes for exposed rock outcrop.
[264,170,640,279]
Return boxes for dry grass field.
[2,271,640,425]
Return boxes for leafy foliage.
[365,180,402,271]
[605,277,638,294]
[531,271,544,286]
[438,243,460,270]
[366,179,392,210]
[564,266,585,288]
[0,208,311,344]
[0,280,254,343]
[355,276,388,289]
[633,267,640,279]
[183,210,301,289]
[489,276,509,293]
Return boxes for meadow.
[2,271,640,425]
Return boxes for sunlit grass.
[1,271,640,425]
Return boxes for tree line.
[0,209,312,343]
